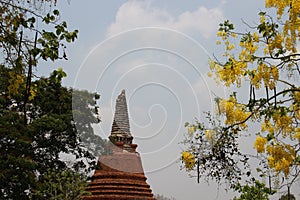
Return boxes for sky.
[37,1,300,199]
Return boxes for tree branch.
[224,88,300,131]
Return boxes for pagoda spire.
[109,90,133,150]
[81,89,156,200]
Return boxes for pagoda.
[82,90,156,200]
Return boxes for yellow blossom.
[231,33,237,38]
[294,128,300,142]
[205,129,216,142]
[226,43,235,51]
[8,71,25,98]
[263,47,269,55]
[281,158,291,175]
[261,120,274,134]
[181,151,195,170]
[207,71,213,77]
[260,15,265,23]
[252,32,260,42]
[218,97,250,129]
[272,112,293,138]
[187,126,196,136]
[251,63,279,90]
[271,66,279,81]
[214,57,248,87]
[295,89,300,102]
[285,36,293,50]
[217,31,226,37]
[254,136,268,153]
[268,156,275,168]
[239,41,244,47]
[206,0,300,180]
[293,104,300,120]
[266,143,295,176]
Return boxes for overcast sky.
[38,1,300,199]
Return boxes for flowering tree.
[181,0,300,197]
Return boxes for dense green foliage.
[233,180,275,200]
[0,67,104,198]
[32,168,90,200]
[279,193,296,200]
[0,0,105,198]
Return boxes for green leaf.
[53,9,60,16]
[258,11,266,16]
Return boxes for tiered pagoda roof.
[82,90,156,200]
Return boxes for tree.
[181,0,300,197]
[279,193,296,200]
[233,180,275,200]
[32,168,91,200]
[0,1,104,198]
[0,67,104,199]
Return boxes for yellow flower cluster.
[225,40,235,51]
[207,0,300,180]
[254,136,268,153]
[294,90,300,120]
[216,30,239,58]
[187,126,196,136]
[8,71,25,97]
[211,0,299,88]
[261,112,295,139]
[250,64,279,89]
[217,30,228,40]
[260,15,266,23]
[266,0,299,18]
[239,34,259,57]
[261,120,274,134]
[294,104,300,120]
[181,151,195,170]
[294,128,300,142]
[212,30,262,88]
[266,0,300,52]
[205,129,216,142]
[218,96,250,129]
[7,71,37,100]
[267,34,284,53]
[272,112,293,138]
[259,109,298,177]
[266,143,295,176]
[295,90,300,102]
[29,83,37,101]
[210,58,247,87]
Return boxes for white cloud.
[106,1,224,38]
[174,6,224,38]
